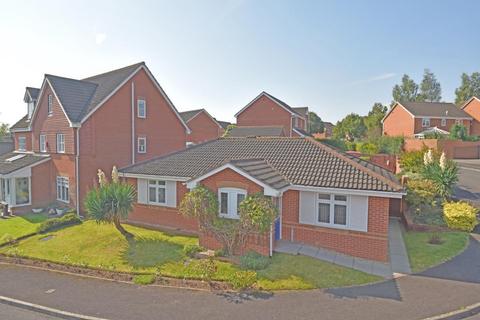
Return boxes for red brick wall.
[463,98,480,136]
[281,190,390,262]
[383,105,414,136]
[13,133,32,151]
[186,111,223,144]
[200,168,263,195]
[236,95,293,136]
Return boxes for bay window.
[148,180,166,204]
[317,193,348,227]
[218,188,246,219]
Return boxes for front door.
[274,217,281,240]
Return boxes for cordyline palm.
[84,169,136,238]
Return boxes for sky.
[1,0,480,126]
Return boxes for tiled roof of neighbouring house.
[10,115,30,131]
[398,102,472,119]
[0,152,50,175]
[292,107,308,118]
[216,120,231,129]
[26,87,40,100]
[120,137,403,193]
[228,126,285,137]
[179,109,204,122]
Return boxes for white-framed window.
[56,176,69,203]
[56,134,65,153]
[137,99,146,118]
[317,193,348,227]
[48,94,53,115]
[422,118,430,127]
[18,137,26,151]
[441,118,446,127]
[39,134,47,152]
[148,180,166,204]
[15,177,30,205]
[137,137,146,153]
[218,187,247,219]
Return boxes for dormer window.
[48,94,53,115]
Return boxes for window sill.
[219,213,240,220]
[57,199,70,204]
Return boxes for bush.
[194,257,217,282]
[214,248,226,257]
[405,179,437,209]
[183,244,204,258]
[443,202,478,232]
[399,150,425,174]
[239,251,271,270]
[37,213,82,233]
[422,158,458,199]
[318,139,346,151]
[357,142,379,155]
[229,271,257,290]
[133,274,156,285]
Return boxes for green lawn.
[403,231,469,273]
[0,214,48,245]
[0,220,381,290]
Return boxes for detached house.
[235,92,310,137]
[462,97,480,136]
[382,101,473,137]
[179,109,224,146]
[119,137,404,262]
[4,62,190,214]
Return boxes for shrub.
[443,201,478,232]
[399,150,425,174]
[449,124,468,141]
[229,271,257,290]
[133,274,156,285]
[358,142,379,155]
[214,248,226,257]
[239,251,271,270]
[37,213,82,233]
[318,139,347,151]
[422,156,458,199]
[405,179,437,209]
[194,257,217,282]
[183,244,203,258]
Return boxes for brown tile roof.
[229,126,285,137]
[229,159,290,190]
[0,152,50,175]
[399,102,472,118]
[120,137,403,193]
[10,115,30,131]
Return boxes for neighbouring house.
[382,101,473,137]
[462,97,480,136]
[228,126,286,137]
[4,62,190,214]
[179,109,224,146]
[235,92,309,137]
[0,136,14,155]
[216,120,231,130]
[119,136,404,262]
[313,121,335,139]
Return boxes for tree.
[0,123,9,138]
[308,111,324,134]
[422,152,458,200]
[84,167,136,238]
[363,103,387,138]
[333,113,366,141]
[455,72,480,106]
[449,124,468,141]
[392,74,419,102]
[180,186,277,256]
[418,69,441,102]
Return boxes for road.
[0,303,62,320]
[454,160,480,208]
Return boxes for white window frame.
[218,187,247,219]
[18,137,26,151]
[39,134,47,152]
[15,177,31,206]
[455,119,462,125]
[137,99,146,118]
[56,133,65,153]
[56,176,69,203]
[137,137,147,153]
[316,193,349,228]
[148,180,166,205]
[441,118,446,127]
[48,94,53,115]
[422,118,430,128]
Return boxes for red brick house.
[179,109,224,146]
[462,97,480,136]
[4,62,190,214]
[382,101,473,137]
[119,137,404,262]
[235,92,309,137]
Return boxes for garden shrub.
[405,179,437,209]
[37,213,82,233]
[443,201,478,232]
[239,251,271,270]
[229,270,257,290]
[399,150,426,174]
[422,154,458,199]
[357,142,379,155]
[183,244,204,258]
[133,274,156,285]
[194,257,217,282]
[317,139,346,151]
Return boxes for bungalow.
[119,136,404,262]
[179,109,225,146]
[382,101,474,137]
[462,97,480,136]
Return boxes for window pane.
[318,203,330,223]
[149,180,156,185]
[334,204,347,225]
[158,188,166,203]
[334,195,347,201]
[220,192,228,214]
[318,193,330,200]
[158,181,166,186]
[15,177,29,205]
[148,187,156,202]
[237,193,245,213]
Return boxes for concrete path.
[275,218,411,278]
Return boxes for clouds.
[95,33,107,45]
[350,73,397,86]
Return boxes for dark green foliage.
[418,69,442,102]
[357,142,379,155]
[333,113,366,141]
[392,74,419,102]
[183,244,204,258]
[399,150,426,174]
[455,72,480,105]
[0,123,9,138]
[308,111,324,134]
[364,103,387,138]
[422,159,458,200]
[449,124,468,141]
[37,213,82,233]
[240,251,271,270]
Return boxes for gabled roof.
[461,96,480,109]
[120,137,403,193]
[216,120,231,129]
[24,87,40,102]
[179,108,223,129]
[228,126,285,137]
[0,152,50,175]
[10,115,30,131]
[384,101,472,121]
[292,107,308,118]
[234,91,304,118]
